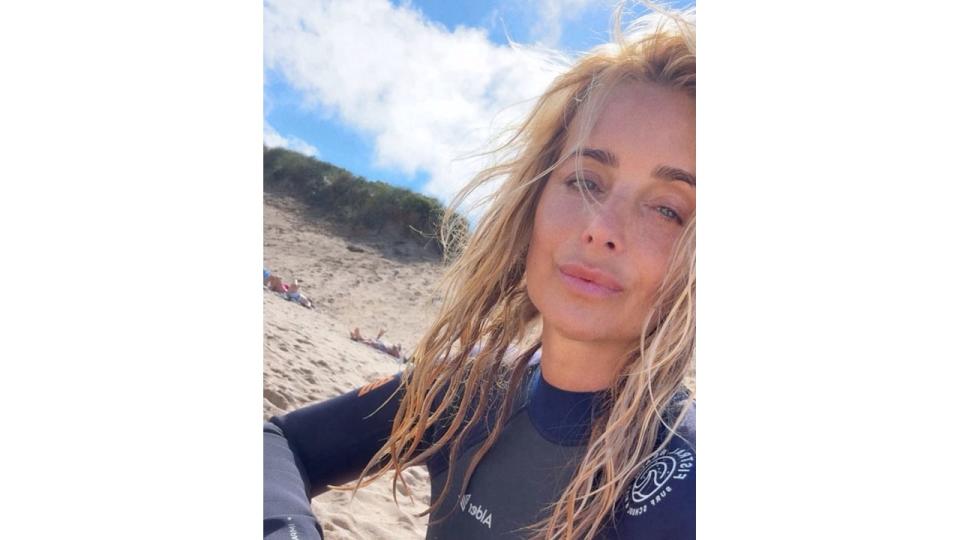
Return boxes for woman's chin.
[532,292,640,347]
[542,312,621,345]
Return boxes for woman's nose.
[580,203,624,252]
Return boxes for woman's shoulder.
[613,393,696,537]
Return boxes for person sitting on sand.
[285,279,313,309]
[285,279,302,302]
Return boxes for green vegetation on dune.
[264,146,463,254]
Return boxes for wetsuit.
[264,357,695,539]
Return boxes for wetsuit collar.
[527,364,606,446]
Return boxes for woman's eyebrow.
[575,147,619,168]
[572,149,695,187]
[654,164,696,187]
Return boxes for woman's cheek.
[627,223,681,305]
[547,188,583,218]
[536,194,581,244]
[632,214,682,259]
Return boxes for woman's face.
[525,81,695,350]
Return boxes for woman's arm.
[263,374,403,540]
[264,421,324,540]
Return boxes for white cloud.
[263,122,320,157]
[263,0,564,209]
[528,0,599,48]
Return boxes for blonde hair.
[353,5,695,538]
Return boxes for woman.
[265,7,695,539]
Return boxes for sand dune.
[264,194,444,539]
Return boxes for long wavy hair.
[353,5,695,538]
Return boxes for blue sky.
[264,0,692,203]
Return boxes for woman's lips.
[558,263,623,298]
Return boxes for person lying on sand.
[349,327,403,359]
[264,272,313,309]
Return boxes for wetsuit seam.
[524,406,590,448]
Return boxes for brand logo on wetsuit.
[623,447,694,517]
[285,517,301,540]
[457,493,493,528]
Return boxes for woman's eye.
[656,206,683,224]
[565,175,601,193]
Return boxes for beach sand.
[263,193,444,539]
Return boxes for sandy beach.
[263,193,444,539]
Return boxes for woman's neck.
[538,327,629,392]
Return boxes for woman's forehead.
[560,81,695,170]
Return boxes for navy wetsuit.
[264,359,695,539]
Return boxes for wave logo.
[623,447,694,517]
[630,455,677,504]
